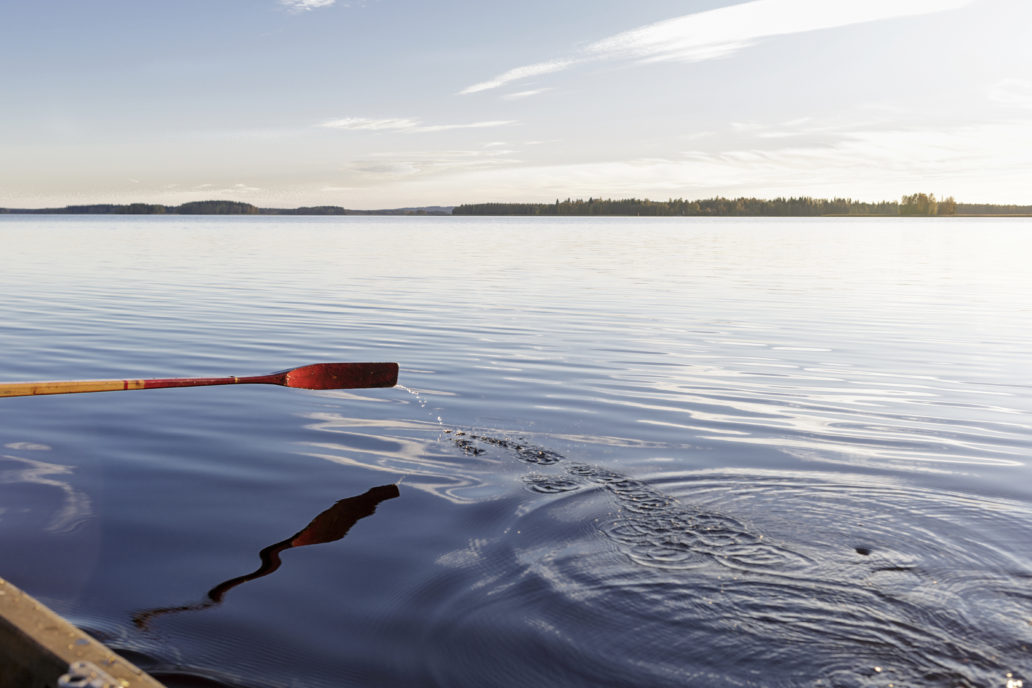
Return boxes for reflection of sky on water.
[1,443,92,533]
[301,414,497,505]
[633,368,1030,470]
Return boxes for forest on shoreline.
[454,194,1032,217]
[2,194,1031,217]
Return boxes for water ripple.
[0,447,92,533]
[413,432,1032,687]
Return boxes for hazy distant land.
[0,200,454,216]
[2,195,1030,217]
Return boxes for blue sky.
[1,0,1029,208]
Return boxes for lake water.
[1,215,1030,687]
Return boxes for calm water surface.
[1,216,1030,687]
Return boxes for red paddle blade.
[282,362,398,390]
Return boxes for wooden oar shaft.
[0,375,261,398]
[0,362,398,398]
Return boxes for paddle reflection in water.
[133,484,400,629]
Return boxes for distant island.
[0,200,454,216]
[2,194,1030,217]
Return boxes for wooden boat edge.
[0,576,165,688]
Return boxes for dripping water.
[396,385,444,427]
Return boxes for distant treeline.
[454,194,1032,217]
[4,195,1031,217]
[0,200,453,216]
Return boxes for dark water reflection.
[1,217,1030,687]
[132,484,400,630]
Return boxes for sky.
[1,0,1030,209]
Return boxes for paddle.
[0,362,399,398]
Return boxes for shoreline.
[2,198,1031,218]
[4,211,1032,218]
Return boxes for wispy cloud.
[319,117,516,133]
[336,147,521,184]
[280,0,336,11]
[442,118,1032,203]
[462,0,973,94]
[415,121,517,133]
[320,117,421,131]
[461,60,577,95]
[989,78,1032,109]
[207,182,263,195]
[502,88,552,101]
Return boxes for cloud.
[502,88,552,101]
[217,182,262,194]
[341,148,521,182]
[989,78,1032,109]
[416,121,517,133]
[319,117,516,133]
[280,0,336,11]
[361,116,1032,206]
[319,117,421,131]
[189,182,262,195]
[462,0,974,94]
[310,147,527,194]
[461,59,579,95]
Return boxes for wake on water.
[433,426,1031,687]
